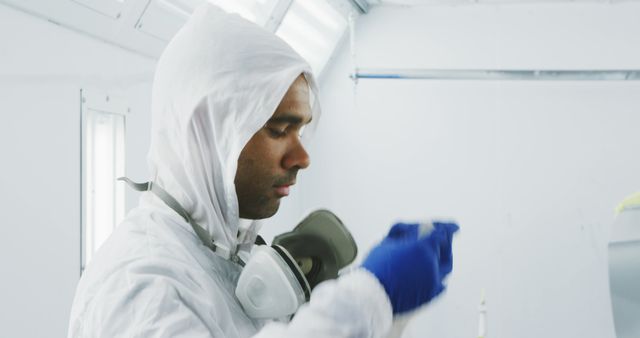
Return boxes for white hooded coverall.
[68,4,393,338]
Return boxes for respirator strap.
[118,177,245,266]
[271,245,311,302]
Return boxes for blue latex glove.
[362,221,459,314]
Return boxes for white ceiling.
[0,0,358,75]
[3,0,630,67]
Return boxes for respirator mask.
[120,178,357,319]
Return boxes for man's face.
[234,75,313,219]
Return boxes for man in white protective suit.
[68,4,459,338]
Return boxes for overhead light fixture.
[208,0,280,26]
[276,0,349,75]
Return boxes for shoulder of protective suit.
[314,269,394,336]
[254,268,393,338]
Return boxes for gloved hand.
[362,221,459,315]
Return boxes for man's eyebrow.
[267,113,312,125]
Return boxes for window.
[276,0,349,75]
[81,90,127,272]
[208,0,280,26]
[206,0,355,76]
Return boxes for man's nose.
[282,139,310,170]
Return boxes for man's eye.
[267,128,287,137]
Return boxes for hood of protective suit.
[147,4,320,257]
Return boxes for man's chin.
[239,200,280,220]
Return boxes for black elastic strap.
[272,245,311,302]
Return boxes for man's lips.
[273,182,294,197]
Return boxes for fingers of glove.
[386,222,420,240]
[423,221,458,249]
[422,224,448,249]
[437,221,458,275]
[432,221,459,236]
[438,243,454,278]
[420,222,457,278]
[437,237,454,278]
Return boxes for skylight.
[208,0,280,26]
[205,0,355,77]
[276,0,349,75]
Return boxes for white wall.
[0,5,154,337]
[3,2,640,337]
[265,2,640,338]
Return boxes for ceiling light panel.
[276,0,348,75]
[208,0,280,26]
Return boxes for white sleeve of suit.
[254,269,393,338]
